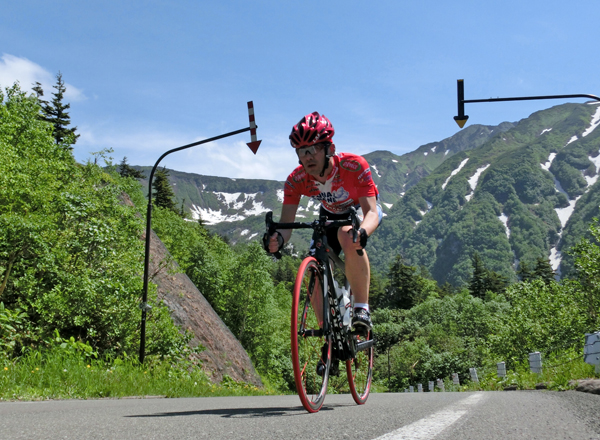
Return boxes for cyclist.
[263,111,382,336]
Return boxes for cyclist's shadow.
[126,404,345,419]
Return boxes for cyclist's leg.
[338,226,370,304]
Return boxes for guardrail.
[403,331,600,392]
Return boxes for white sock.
[354,303,369,312]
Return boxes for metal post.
[453,79,468,128]
[454,79,600,128]
[139,103,261,363]
[497,362,506,378]
[584,332,600,373]
[452,373,460,386]
[470,367,479,383]
[529,352,543,374]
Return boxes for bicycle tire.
[291,257,331,413]
[346,329,373,405]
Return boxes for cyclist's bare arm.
[267,203,297,253]
[340,196,379,252]
[358,196,379,236]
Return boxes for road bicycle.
[265,208,375,413]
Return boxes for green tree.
[118,157,145,179]
[0,83,187,357]
[378,255,428,310]
[489,279,587,366]
[570,218,600,326]
[469,252,508,298]
[517,260,534,282]
[38,72,80,147]
[533,257,555,284]
[152,168,178,213]
[469,252,487,299]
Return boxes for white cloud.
[0,54,85,101]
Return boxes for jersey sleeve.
[348,155,379,199]
[283,170,302,205]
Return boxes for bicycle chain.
[328,293,354,361]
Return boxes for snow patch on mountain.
[498,213,510,238]
[190,205,245,224]
[465,164,490,201]
[541,153,557,171]
[371,165,381,177]
[585,152,600,186]
[582,102,600,137]
[419,200,433,216]
[556,196,582,228]
[442,158,469,190]
[189,191,271,224]
[296,198,320,218]
[549,247,562,275]
[540,128,552,135]
[416,200,433,227]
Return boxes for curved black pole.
[454,79,600,128]
[139,126,251,363]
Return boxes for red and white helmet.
[289,112,335,148]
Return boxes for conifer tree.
[533,257,555,284]
[469,252,508,298]
[152,167,178,213]
[118,157,146,179]
[381,255,425,309]
[469,252,487,299]
[39,72,80,148]
[32,81,45,100]
[517,260,534,282]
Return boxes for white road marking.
[374,393,484,440]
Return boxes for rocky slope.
[144,220,262,386]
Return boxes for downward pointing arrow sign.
[247,101,262,154]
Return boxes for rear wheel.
[346,330,373,405]
[291,257,331,413]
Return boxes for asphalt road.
[1,391,599,439]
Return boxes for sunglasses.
[296,143,327,157]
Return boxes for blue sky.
[2,1,599,181]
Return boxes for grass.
[0,346,272,401]
[4,345,598,400]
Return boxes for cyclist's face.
[297,142,327,176]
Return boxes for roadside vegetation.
[1,81,599,401]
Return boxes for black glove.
[359,228,368,248]
[262,231,284,254]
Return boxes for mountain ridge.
[134,102,600,285]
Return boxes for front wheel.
[291,257,331,413]
[346,330,373,405]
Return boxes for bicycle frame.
[266,207,375,411]
[265,208,373,357]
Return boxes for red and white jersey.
[283,152,379,214]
